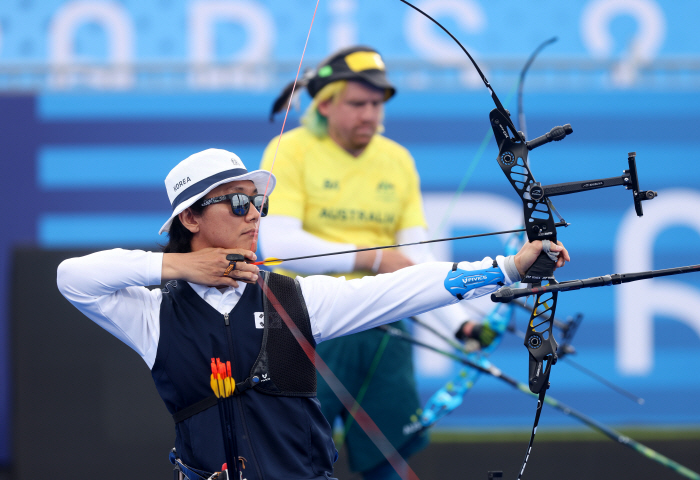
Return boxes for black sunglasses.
[200,193,269,217]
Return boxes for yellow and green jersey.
[260,126,426,280]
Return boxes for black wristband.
[455,321,470,341]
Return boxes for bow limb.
[517,36,558,138]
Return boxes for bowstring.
[251,0,320,251]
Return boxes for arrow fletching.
[254,257,283,266]
[210,358,220,397]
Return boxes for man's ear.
[179,208,200,234]
[317,98,332,117]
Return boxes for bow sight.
[526,151,657,217]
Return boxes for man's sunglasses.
[200,193,269,217]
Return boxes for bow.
[517,36,558,139]
[395,1,661,477]
[418,36,563,431]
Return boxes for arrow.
[211,357,238,478]
[252,221,568,266]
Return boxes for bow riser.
[491,107,560,393]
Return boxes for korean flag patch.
[255,312,265,329]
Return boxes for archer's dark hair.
[161,201,206,253]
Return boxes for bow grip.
[522,250,556,284]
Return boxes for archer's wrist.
[161,252,187,282]
[501,255,521,283]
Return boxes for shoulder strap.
[172,395,217,424]
[172,375,263,424]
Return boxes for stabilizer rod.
[493,264,700,303]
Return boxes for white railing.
[1,57,700,92]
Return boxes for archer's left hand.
[514,240,570,278]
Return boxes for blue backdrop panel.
[0,0,699,470]
[2,88,700,465]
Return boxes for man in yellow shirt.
[260,46,489,479]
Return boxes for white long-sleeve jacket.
[57,248,519,369]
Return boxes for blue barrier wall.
[2,89,700,467]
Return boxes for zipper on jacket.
[223,313,237,373]
[223,312,264,479]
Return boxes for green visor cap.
[306,46,396,100]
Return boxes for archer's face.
[186,180,261,252]
[319,81,386,156]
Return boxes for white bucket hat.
[159,148,276,234]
